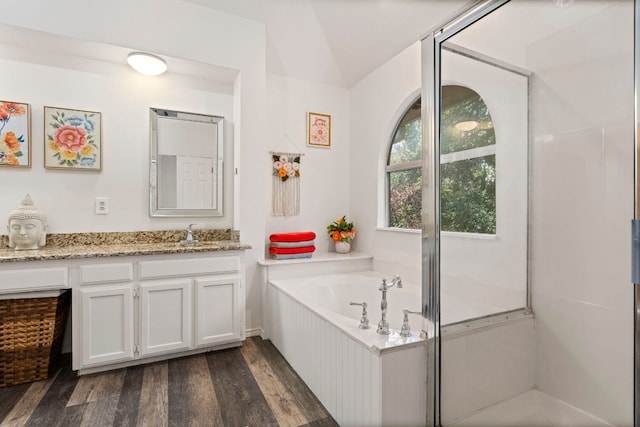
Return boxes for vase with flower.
[327,215,356,254]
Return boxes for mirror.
[150,108,224,217]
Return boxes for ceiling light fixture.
[454,120,479,132]
[127,52,168,76]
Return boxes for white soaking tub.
[266,271,427,427]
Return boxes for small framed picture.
[307,112,331,148]
[0,100,31,168]
[44,106,102,171]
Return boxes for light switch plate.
[95,197,109,215]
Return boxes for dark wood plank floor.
[0,337,339,427]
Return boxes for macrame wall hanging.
[271,135,304,217]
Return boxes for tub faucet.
[400,308,422,338]
[349,301,370,329]
[377,278,395,335]
[391,274,402,288]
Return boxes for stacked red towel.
[269,231,316,260]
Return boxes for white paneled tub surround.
[266,272,426,427]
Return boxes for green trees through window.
[387,86,496,234]
[388,99,422,229]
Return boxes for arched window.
[387,98,422,229]
[386,86,496,233]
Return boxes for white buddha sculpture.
[7,194,48,250]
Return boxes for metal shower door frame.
[634,1,640,425]
[420,1,510,425]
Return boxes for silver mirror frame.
[149,107,224,217]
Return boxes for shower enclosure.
[421,0,635,425]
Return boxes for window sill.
[376,227,421,235]
[441,231,497,240]
[375,227,497,240]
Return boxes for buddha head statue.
[7,194,48,250]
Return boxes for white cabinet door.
[139,279,192,356]
[80,286,134,366]
[195,277,241,346]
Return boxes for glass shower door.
[422,0,635,425]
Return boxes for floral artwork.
[307,112,331,148]
[0,101,30,167]
[272,154,300,181]
[44,106,101,171]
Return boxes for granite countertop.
[0,230,251,263]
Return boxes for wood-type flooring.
[0,337,339,427]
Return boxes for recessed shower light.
[127,52,167,76]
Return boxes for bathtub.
[266,271,427,427]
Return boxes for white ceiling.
[5,0,616,90]
[186,0,469,87]
[186,0,619,88]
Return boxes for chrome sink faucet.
[377,275,402,335]
[181,224,198,244]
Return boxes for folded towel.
[269,246,316,255]
[269,231,316,243]
[270,252,314,260]
[269,240,315,248]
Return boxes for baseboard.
[245,327,266,339]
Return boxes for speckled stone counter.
[0,229,250,263]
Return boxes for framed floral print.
[44,106,102,171]
[307,112,331,148]
[0,100,31,168]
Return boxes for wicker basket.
[0,290,71,387]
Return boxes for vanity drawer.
[80,263,134,285]
[139,256,239,280]
[0,267,68,293]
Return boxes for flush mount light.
[127,52,167,76]
[454,120,479,132]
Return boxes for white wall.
[0,0,269,333]
[528,2,634,424]
[350,42,422,284]
[0,0,357,335]
[265,74,351,255]
[0,45,235,231]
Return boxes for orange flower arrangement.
[327,215,356,243]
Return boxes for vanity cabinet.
[0,263,69,294]
[72,252,244,374]
[195,276,242,346]
[139,279,192,357]
[77,262,135,367]
[79,285,135,366]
